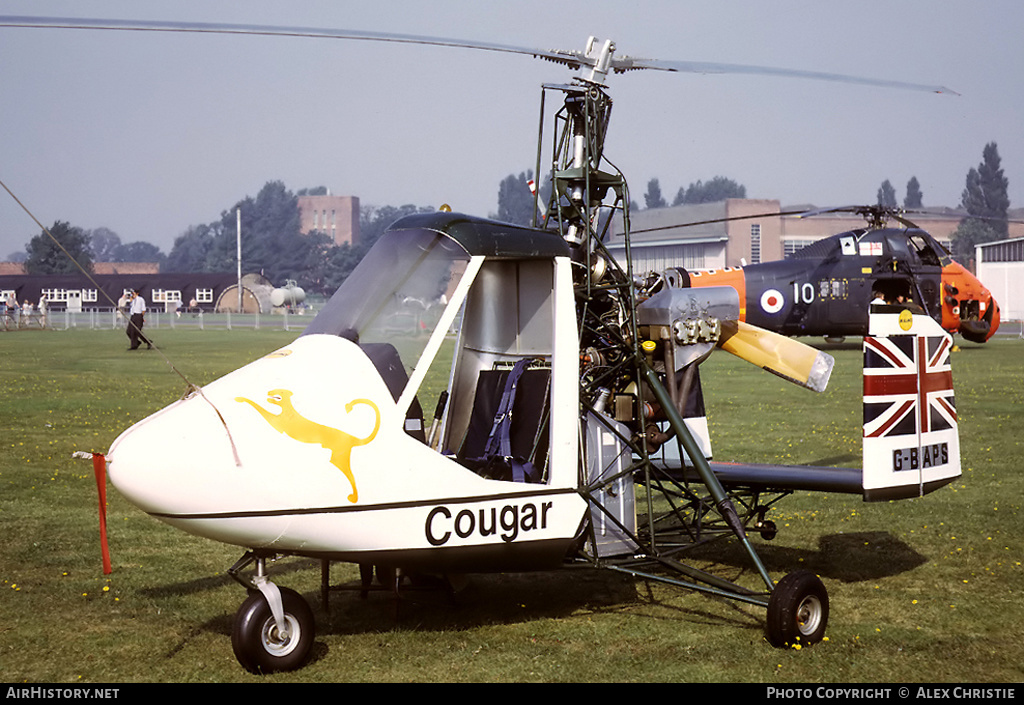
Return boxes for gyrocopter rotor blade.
[611,56,958,95]
[0,15,957,94]
[0,15,588,66]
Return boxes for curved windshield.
[305,229,469,341]
[302,228,472,412]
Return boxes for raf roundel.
[760,288,785,314]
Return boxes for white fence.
[2,307,314,333]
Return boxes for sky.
[2,0,1023,261]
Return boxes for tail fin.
[862,307,961,501]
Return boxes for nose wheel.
[227,553,316,674]
[231,585,315,674]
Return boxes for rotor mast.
[543,37,624,249]
[540,40,775,586]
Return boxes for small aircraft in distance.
[0,16,966,674]
[658,206,1001,345]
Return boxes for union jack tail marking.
[863,333,956,439]
[861,308,961,501]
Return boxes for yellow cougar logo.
[235,389,380,503]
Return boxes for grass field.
[1,327,1021,683]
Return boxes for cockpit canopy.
[301,213,573,453]
[302,212,569,371]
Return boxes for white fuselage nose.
[105,334,587,562]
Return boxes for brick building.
[297,194,360,247]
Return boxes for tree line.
[18,223,163,277]
[14,181,433,296]
[164,182,433,294]
[627,143,1011,262]
[640,176,747,209]
[874,176,923,209]
[874,143,1011,259]
[13,141,1013,289]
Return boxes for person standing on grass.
[116,291,128,327]
[5,292,19,325]
[126,288,152,350]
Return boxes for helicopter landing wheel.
[231,587,315,674]
[765,570,829,648]
[756,519,778,541]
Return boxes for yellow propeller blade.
[717,320,834,392]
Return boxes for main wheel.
[231,587,315,674]
[766,570,829,648]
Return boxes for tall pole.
[236,208,242,313]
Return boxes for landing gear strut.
[228,553,316,674]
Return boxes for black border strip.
[148,486,580,520]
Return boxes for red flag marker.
[92,453,112,575]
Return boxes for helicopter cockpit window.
[885,230,918,265]
[302,228,472,423]
[906,231,942,267]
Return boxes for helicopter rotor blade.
[614,56,958,95]
[792,205,923,229]
[790,205,864,219]
[0,15,957,95]
[0,15,593,67]
[628,205,923,238]
[631,209,811,235]
[628,201,1024,246]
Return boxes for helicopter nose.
[959,319,991,343]
[105,334,399,526]
[942,263,1000,343]
[980,296,1001,339]
[105,393,307,549]
[106,393,255,516]
[956,293,1000,343]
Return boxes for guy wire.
[1,176,243,465]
